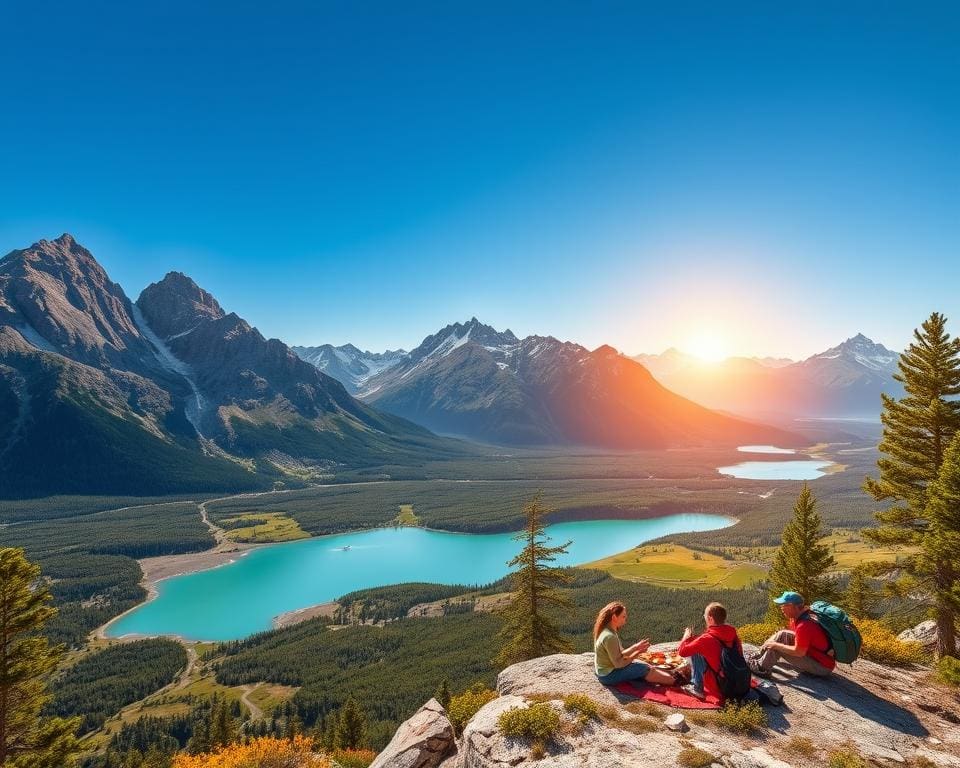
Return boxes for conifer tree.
[768,485,838,606]
[284,711,302,741]
[0,547,79,768]
[842,567,875,619]
[334,698,366,750]
[209,698,235,747]
[919,432,960,656]
[863,312,960,658]
[435,679,451,710]
[495,491,573,667]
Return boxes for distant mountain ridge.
[298,318,801,448]
[0,234,459,496]
[291,343,407,395]
[633,333,902,419]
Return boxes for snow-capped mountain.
[633,334,901,419]
[292,343,407,394]
[301,318,800,448]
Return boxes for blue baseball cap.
[773,591,805,606]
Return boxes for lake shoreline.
[98,510,739,642]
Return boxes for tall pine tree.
[842,567,876,620]
[0,548,79,768]
[768,484,838,606]
[334,698,367,750]
[919,432,960,657]
[863,312,960,658]
[495,491,573,667]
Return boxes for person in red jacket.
[747,591,835,678]
[676,601,742,701]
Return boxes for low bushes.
[935,655,960,687]
[448,683,498,735]
[497,702,561,757]
[562,693,599,724]
[857,619,926,665]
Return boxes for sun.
[684,332,729,363]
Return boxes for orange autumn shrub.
[172,736,329,768]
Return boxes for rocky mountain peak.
[408,318,519,363]
[808,333,898,372]
[0,234,148,366]
[136,271,225,340]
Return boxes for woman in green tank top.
[593,601,677,687]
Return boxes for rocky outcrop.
[899,620,939,649]
[380,647,960,768]
[369,699,456,768]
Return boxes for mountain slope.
[635,334,902,419]
[135,272,459,468]
[0,235,460,497]
[303,318,801,448]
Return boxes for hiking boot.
[747,658,772,678]
[681,684,706,700]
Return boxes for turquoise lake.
[106,514,733,641]
[717,445,832,480]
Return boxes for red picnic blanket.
[613,677,761,710]
[613,680,723,709]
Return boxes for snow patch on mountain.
[131,305,207,437]
[15,323,60,354]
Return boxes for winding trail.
[238,683,264,720]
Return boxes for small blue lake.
[106,514,733,641]
[717,445,832,480]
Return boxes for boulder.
[369,698,456,768]
[898,620,938,647]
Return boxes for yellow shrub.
[856,619,927,665]
[448,685,498,734]
[172,736,328,768]
[738,622,780,646]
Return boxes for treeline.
[0,493,210,523]
[1,502,213,645]
[205,459,882,542]
[48,639,187,734]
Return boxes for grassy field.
[221,512,310,542]
[584,543,768,588]
[689,528,916,567]
[394,504,420,525]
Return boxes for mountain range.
[0,235,456,496]
[4,234,870,497]
[633,335,902,419]
[297,318,800,448]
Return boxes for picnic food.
[639,650,686,669]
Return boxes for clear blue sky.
[1,2,957,358]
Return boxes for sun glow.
[684,332,729,363]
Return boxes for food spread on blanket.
[638,650,686,670]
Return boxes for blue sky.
[1,2,957,358]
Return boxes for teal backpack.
[808,601,862,664]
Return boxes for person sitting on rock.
[747,591,835,678]
[675,601,745,700]
[593,601,677,687]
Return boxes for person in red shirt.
[676,601,743,701]
[747,591,835,678]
